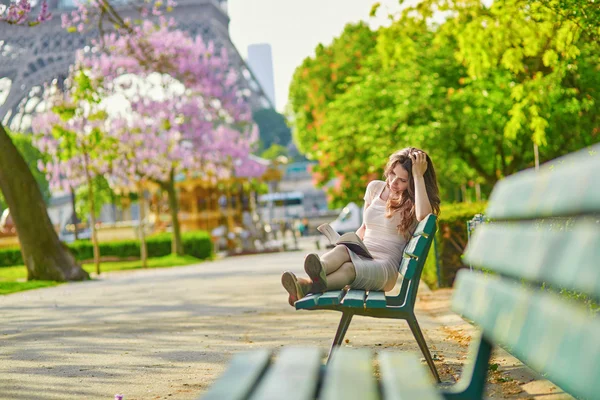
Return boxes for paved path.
[0,239,567,399]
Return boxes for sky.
[228,0,404,112]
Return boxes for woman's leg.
[320,245,351,274]
[281,271,313,307]
[304,246,350,293]
[324,262,356,290]
[305,245,351,292]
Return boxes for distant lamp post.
[267,156,288,223]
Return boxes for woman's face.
[387,164,410,194]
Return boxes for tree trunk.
[83,155,100,275]
[138,183,148,268]
[70,187,78,241]
[0,124,89,281]
[164,170,184,256]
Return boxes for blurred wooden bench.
[199,144,600,400]
[200,347,443,400]
[295,213,440,382]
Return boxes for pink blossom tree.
[33,70,117,275]
[105,68,262,255]
[0,0,51,25]
[59,3,262,254]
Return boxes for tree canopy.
[288,0,600,207]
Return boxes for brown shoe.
[281,271,306,307]
[304,253,328,293]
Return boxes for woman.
[281,147,440,306]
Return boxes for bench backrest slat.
[452,271,600,400]
[320,348,379,400]
[201,349,272,400]
[379,351,444,400]
[464,221,600,300]
[249,347,322,400]
[486,144,600,219]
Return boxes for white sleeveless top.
[346,180,408,291]
[363,181,405,247]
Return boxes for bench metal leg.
[443,334,493,400]
[327,311,353,363]
[407,316,441,383]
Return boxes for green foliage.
[253,108,292,150]
[421,202,488,290]
[435,202,488,287]
[0,230,213,267]
[0,131,51,211]
[288,22,378,162]
[532,0,600,42]
[439,202,488,224]
[287,0,600,207]
[75,176,115,223]
[260,144,289,161]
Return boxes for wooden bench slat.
[317,290,346,306]
[412,214,437,238]
[378,351,444,400]
[452,270,600,400]
[342,289,366,308]
[249,347,322,400]
[295,293,322,310]
[365,291,387,308]
[200,349,271,400]
[399,257,418,279]
[404,235,429,259]
[464,222,600,299]
[486,143,600,219]
[319,348,379,400]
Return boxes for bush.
[0,231,213,268]
[421,202,487,289]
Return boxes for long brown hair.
[383,147,440,238]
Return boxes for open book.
[317,223,374,259]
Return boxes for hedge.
[0,231,213,268]
[422,202,488,289]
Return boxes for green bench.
[295,213,440,382]
[199,144,599,400]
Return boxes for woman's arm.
[411,152,433,221]
[355,201,369,240]
[356,181,379,240]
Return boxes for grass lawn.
[0,254,204,295]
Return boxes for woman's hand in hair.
[410,151,428,178]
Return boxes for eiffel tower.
[0,0,273,131]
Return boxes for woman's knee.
[340,262,356,279]
[334,245,351,261]
[334,245,349,255]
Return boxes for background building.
[247,44,276,107]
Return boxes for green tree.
[288,22,378,160]
[75,176,114,225]
[288,0,600,207]
[436,0,600,162]
[260,144,289,161]
[533,0,600,42]
[35,69,118,275]
[253,108,292,151]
